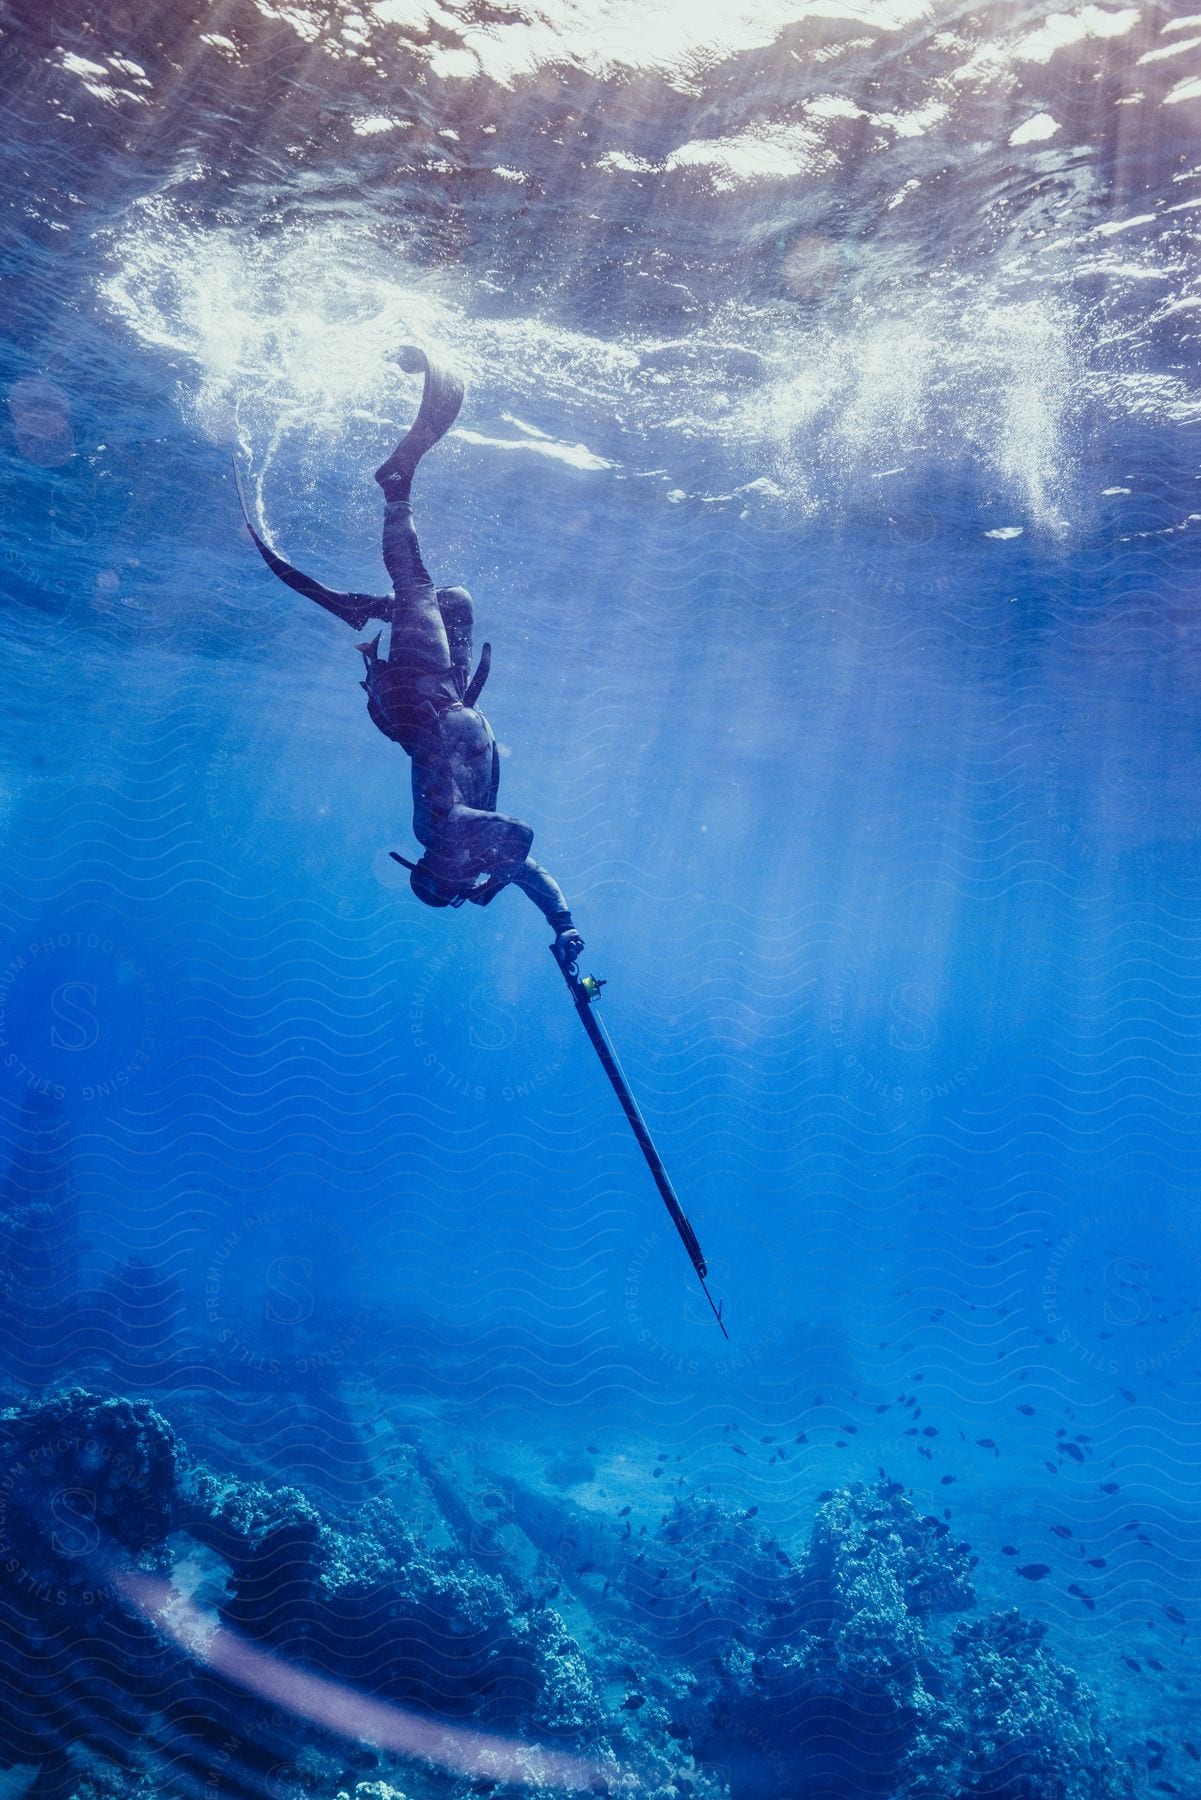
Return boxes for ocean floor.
[0,1357,1191,1800]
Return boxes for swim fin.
[463,642,491,708]
[232,457,388,631]
[374,347,464,489]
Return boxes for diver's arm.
[242,518,389,630]
[510,859,581,944]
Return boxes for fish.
[1060,1443,1085,1464]
[586,1444,600,1454]
[1017,1404,1036,1416]
[1122,1657,1141,1673]
[731,1444,747,1457]
[1050,1525,1073,1539]
[1001,1545,1019,1556]
[940,1475,956,1485]
[618,1505,631,1516]
[975,1438,997,1449]
[1017,1564,1051,1580]
[1183,1741,1199,1761]
[1086,1557,1107,1569]
[1044,1461,1058,1475]
[1100,1482,1120,1494]
[1162,1605,1187,1625]
[1147,1658,1164,1671]
[922,1427,939,1438]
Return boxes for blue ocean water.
[0,0,1198,1794]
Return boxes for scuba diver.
[236,348,585,967]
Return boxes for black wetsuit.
[239,474,576,934]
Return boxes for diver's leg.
[437,585,475,689]
[379,483,436,596]
[378,488,451,672]
[375,346,464,671]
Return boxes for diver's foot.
[374,346,464,488]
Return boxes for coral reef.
[178,1469,605,1734]
[651,1481,972,1797]
[0,1384,177,1558]
[618,1481,1128,1800]
[951,1609,1131,1800]
[0,1390,1134,1800]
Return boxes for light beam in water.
[116,1568,619,1793]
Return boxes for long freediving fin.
[231,455,388,631]
[551,947,728,1339]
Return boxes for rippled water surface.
[0,1,1199,1796]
